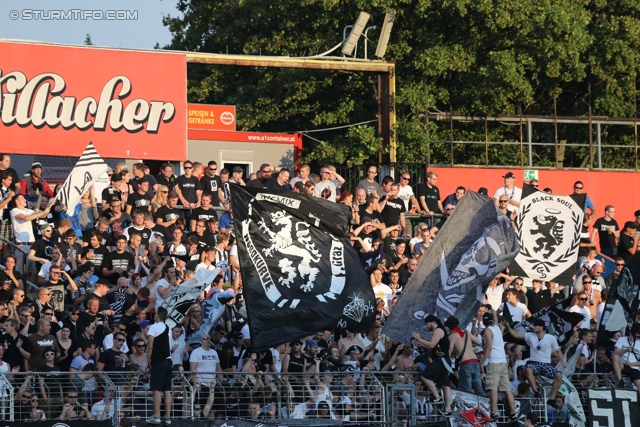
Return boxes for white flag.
[56,142,109,216]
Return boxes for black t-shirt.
[191,207,218,224]
[358,228,380,251]
[150,224,172,245]
[416,183,441,213]
[102,250,136,284]
[156,206,184,224]
[618,234,635,261]
[85,226,113,247]
[58,241,82,262]
[125,225,154,248]
[359,208,385,226]
[126,192,152,212]
[156,174,177,192]
[31,238,54,268]
[81,245,110,272]
[200,175,223,205]
[381,198,406,227]
[101,187,122,205]
[526,288,551,314]
[0,332,31,370]
[79,312,108,346]
[578,224,591,257]
[98,348,128,371]
[265,178,286,191]
[131,174,157,198]
[176,175,200,204]
[0,270,21,301]
[593,217,619,250]
[150,322,171,363]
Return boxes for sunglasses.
[114,338,126,342]
[583,281,592,284]
[201,337,211,341]
[401,177,410,181]
[579,298,588,301]
[42,312,53,316]
[184,166,193,169]
[514,282,523,286]
[499,200,509,203]
[68,395,77,399]
[44,352,55,356]
[616,263,625,266]
[209,168,218,172]
[136,344,147,348]
[574,186,583,190]
[531,184,538,188]
[161,190,168,194]
[70,312,80,316]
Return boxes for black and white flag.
[518,297,585,346]
[55,141,109,216]
[597,264,640,347]
[509,185,585,284]
[163,268,220,329]
[383,191,519,345]
[229,184,376,350]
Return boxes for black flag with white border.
[229,184,376,350]
[509,185,585,284]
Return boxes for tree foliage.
[163,0,640,168]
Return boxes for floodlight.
[375,10,396,58]
[342,11,371,56]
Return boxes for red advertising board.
[188,104,236,131]
[0,41,187,160]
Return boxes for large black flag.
[229,184,376,350]
[382,191,519,345]
[517,297,585,346]
[509,185,586,285]
[597,262,640,347]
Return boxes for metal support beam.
[596,123,602,169]
[185,52,396,162]
[527,120,533,167]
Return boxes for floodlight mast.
[342,11,370,56]
[375,10,395,58]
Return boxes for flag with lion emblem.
[229,184,376,350]
[508,185,585,284]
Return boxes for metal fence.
[0,370,560,426]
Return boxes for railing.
[0,370,563,426]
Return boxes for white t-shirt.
[498,301,529,321]
[169,335,187,366]
[154,278,171,309]
[189,347,221,384]
[525,333,559,363]
[372,284,393,309]
[397,184,414,210]
[314,180,338,202]
[38,261,71,281]
[568,305,592,329]
[486,325,507,364]
[10,207,36,243]
[493,186,522,205]
[615,336,640,369]
[270,348,282,373]
[485,284,504,310]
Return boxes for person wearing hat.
[617,221,639,262]
[20,162,53,198]
[493,172,522,210]
[445,316,485,397]
[505,317,566,409]
[480,309,518,422]
[411,314,454,417]
[229,166,246,186]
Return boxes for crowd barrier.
[0,370,559,427]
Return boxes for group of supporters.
[0,153,638,424]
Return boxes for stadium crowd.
[0,154,638,424]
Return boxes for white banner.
[55,141,109,215]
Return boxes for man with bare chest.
[446,316,485,396]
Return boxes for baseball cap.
[232,166,244,173]
[503,172,515,179]
[532,318,546,328]
[635,210,640,217]
[31,162,43,169]
[477,187,488,196]
[482,312,494,325]
[111,173,123,182]
[306,339,318,348]
[346,345,363,355]
[140,320,151,328]
[624,221,638,230]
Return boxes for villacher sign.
[0,41,187,160]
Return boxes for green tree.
[162,0,640,168]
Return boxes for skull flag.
[508,185,586,284]
[382,191,519,346]
[229,184,376,350]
